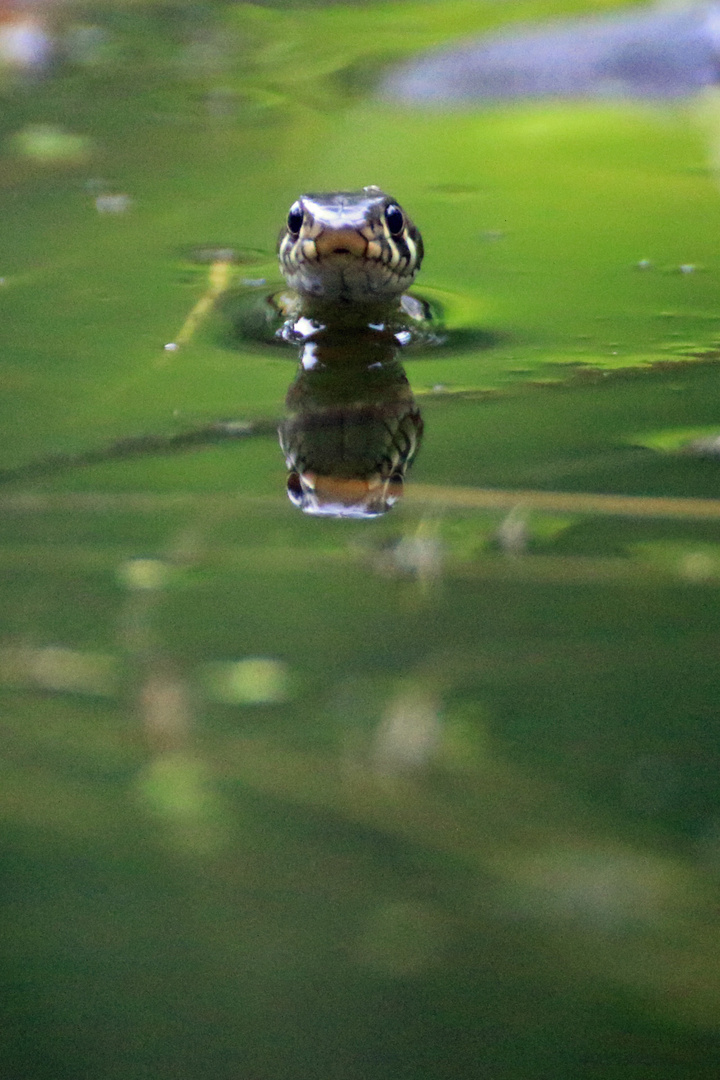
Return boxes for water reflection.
[279,322,423,518]
[0,309,426,516]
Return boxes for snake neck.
[275,289,435,354]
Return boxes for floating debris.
[215,420,253,436]
[95,193,131,214]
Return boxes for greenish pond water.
[4,1,720,1076]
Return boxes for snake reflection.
[276,186,427,518]
[0,189,428,502]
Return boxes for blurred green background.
[3,1,720,1076]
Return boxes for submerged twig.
[171,259,235,347]
[410,483,720,522]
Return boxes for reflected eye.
[287,203,304,235]
[384,204,404,236]
[287,472,305,506]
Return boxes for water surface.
[3,2,720,1076]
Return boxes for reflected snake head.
[286,470,405,518]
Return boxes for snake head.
[278,186,423,304]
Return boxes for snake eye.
[287,203,304,235]
[384,204,404,236]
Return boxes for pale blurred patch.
[0,644,118,696]
[139,669,192,746]
[0,18,51,70]
[678,550,719,582]
[202,657,290,705]
[95,193,131,214]
[135,751,227,855]
[504,846,692,932]
[391,521,444,581]
[372,684,442,774]
[10,123,91,163]
[630,541,720,582]
[495,504,529,556]
[117,557,171,591]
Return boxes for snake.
[276,187,426,517]
[277,185,423,306]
